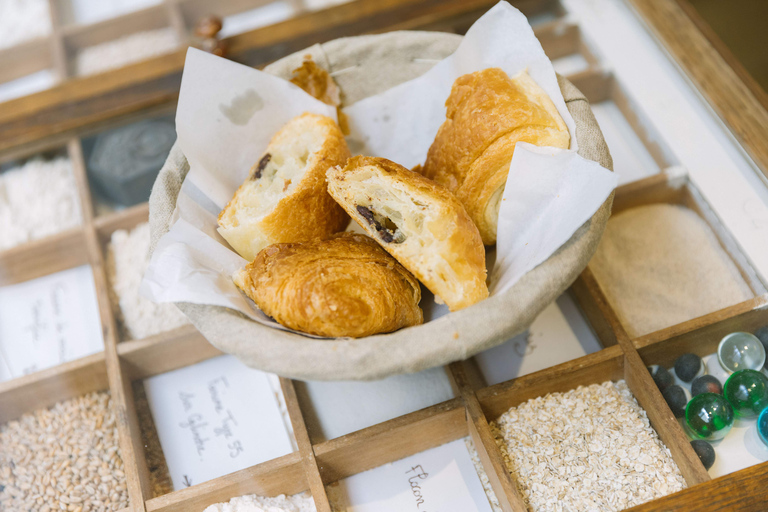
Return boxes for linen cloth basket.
[148,31,614,380]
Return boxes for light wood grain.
[621,339,710,486]
[0,352,107,424]
[0,227,88,286]
[118,325,222,381]
[626,0,768,178]
[0,0,547,158]
[68,138,150,512]
[477,345,625,420]
[572,171,766,351]
[314,398,466,483]
[145,453,307,512]
[0,38,53,84]
[280,378,332,512]
[625,460,768,511]
[636,294,768,366]
[449,363,527,512]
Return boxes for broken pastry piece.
[234,233,423,338]
[217,112,350,261]
[326,156,488,311]
[421,68,570,245]
[290,56,349,135]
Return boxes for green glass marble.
[723,369,768,418]
[685,393,734,441]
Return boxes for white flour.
[0,157,82,251]
[0,0,51,50]
[204,493,317,512]
[106,222,189,340]
[76,28,178,76]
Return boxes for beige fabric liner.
[148,31,614,380]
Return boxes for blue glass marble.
[758,407,768,448]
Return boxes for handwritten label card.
[0,265,104,382]
[474,298,602,386]
[144,355,295,490]
[329,439,492,512]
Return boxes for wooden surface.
[627,0,768,179]
[449,363,527,512]
[2,0,768,510]
[674,0,768,112]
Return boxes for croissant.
[234,232,423,338]
[218,112,350,261]
[326,156,488,311]
[421,68,570,245]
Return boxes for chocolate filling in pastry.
[252,153,272,180]
[356,205,406,244]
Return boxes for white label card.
[0,265,104,382]
[144,355,295,490]
[332,439,492,512]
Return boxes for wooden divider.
[280,378,333,512]
[3,1,768,510]
[67,137,150,511]
[448,362,527,512]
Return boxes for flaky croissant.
[421,68,570,245]
[234,232,423,338]
[326,156,488,312]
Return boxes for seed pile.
[76,28,178,76]
[492,380,686,512]
[0,157,82,251]
[0,391,130,511]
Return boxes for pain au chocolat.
[234,232,423,338]
[218,112,350,261]
[326,156,488,312]
[421,68,570,245]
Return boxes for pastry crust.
[234,232,423,338]
[326,156,488,311]
[421,68,570,245]
[218,113,350,261]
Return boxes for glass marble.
[718,332,766,373]
[723,369,768,418]
[685,393,734,441]
[758,408,768,448]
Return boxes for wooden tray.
[571,170,768,348]
[2,1,768,511]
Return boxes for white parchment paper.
[141,2,617,329]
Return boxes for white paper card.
[0,265,103,382]
[144,355,295,489]
[474,299,602,386]
[330,439,492,512]
[142,2,617,330]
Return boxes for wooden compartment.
[468,293,605,388]
[571,170,768,348]
[0,38,56,89]
[54,0,165,27]
[62,5,179,77]
[636,297,768,478]
[1,1,768,511]
[569,70,677,185]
